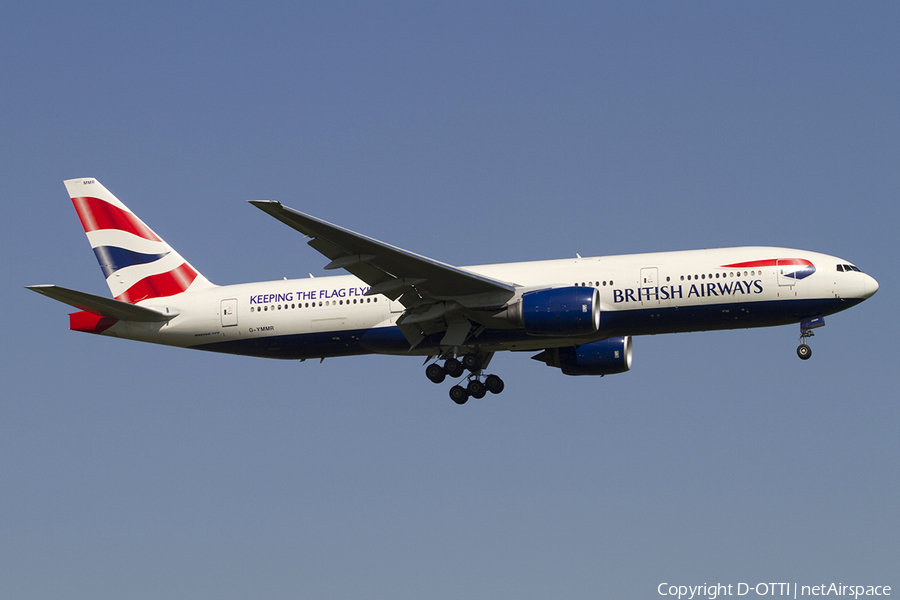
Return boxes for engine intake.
[533,336,633,376]
[500,286,600,336]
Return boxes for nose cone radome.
[863,273,879,299]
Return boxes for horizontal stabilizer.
[26,284,177,322]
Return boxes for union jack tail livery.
[65,178,213,304]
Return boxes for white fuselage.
[99,246,877,360]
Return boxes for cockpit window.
[839,264,863,273]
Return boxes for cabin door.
[640,267,658,287]
[221,298,238,327]
[777,259,799,287]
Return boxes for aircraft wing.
[26,284,177,322]
[249,201,516,308]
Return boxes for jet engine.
[498,286,600,336]
[533,336,633,376]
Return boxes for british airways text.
[613,280,764,303]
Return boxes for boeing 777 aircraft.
[29,178,878,404]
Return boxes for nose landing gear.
[797,316,825,360]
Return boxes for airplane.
[28,178,879,404]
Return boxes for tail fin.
[65,178,214,303]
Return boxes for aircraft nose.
[863,273,879,299]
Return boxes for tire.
[462,353,482,372]
[449,385,469,404]
[425,363,446,384]
[467,380,486,399]
[484,374,504,394]
[444,357,464,378]
[797,344,812,360]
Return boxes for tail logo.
[68,179,206,304]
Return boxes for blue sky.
[2,2,898,598]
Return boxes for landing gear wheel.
[425,363,446,384]
[449,385,469,404]
[462,353,482,372]
[484,374,505,394]
[444,357,464,378]
[797,344,812,360]
[467,379,486,399]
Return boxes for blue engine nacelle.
[501,286,600,336]
[532,336,633,376]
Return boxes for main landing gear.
[426,353,505,405]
